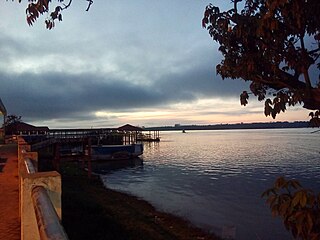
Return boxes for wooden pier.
[137,131,160,142]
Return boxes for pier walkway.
[0,143,20,240]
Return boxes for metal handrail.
[32,186,69,240]
[24,158,36,174]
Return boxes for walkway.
[0,144,20,240]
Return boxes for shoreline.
[60,162,220,240]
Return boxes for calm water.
[99,129,320,240]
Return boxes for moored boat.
[91,143,143,160]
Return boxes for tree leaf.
[300,193,307,207]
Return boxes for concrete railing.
[18,137,69,240]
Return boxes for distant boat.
[91,143,143,160]
[182,129,186,133]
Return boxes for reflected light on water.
[100,129,320,240]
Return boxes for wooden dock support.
[87,138,92,178]
[53,143,60,171]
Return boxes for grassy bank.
[61,162,220,240]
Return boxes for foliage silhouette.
[202,0,320,119]
[11,0,93,29]
[262,177,320,240]
[4,114,22,126]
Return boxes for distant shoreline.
[143,121,310,131]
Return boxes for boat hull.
[91,143,143,160]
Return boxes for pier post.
[87,137,92,178]
[53,142,60,171]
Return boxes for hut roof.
[118,124,143,132]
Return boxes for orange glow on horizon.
[93,98,310,127]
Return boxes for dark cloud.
[0,71,158,119]
[154,63,250,100]
[0,63,249,123]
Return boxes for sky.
[0,1,311,128]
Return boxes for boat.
[136,132,161,142]
[91,143,143,160]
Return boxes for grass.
[60,162,220,240]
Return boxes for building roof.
[117,124,143,132]
[6,122,49,132]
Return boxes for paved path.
[0,144,20,240]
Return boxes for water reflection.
[100,129,320,240]
[91,157,143,174]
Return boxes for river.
[99,128,320,240]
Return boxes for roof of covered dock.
[117,124,143,132]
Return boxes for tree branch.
[62,0,72,10]
[86,0,93,12]
[308,47,320,55]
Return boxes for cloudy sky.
[0,1,310,128]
